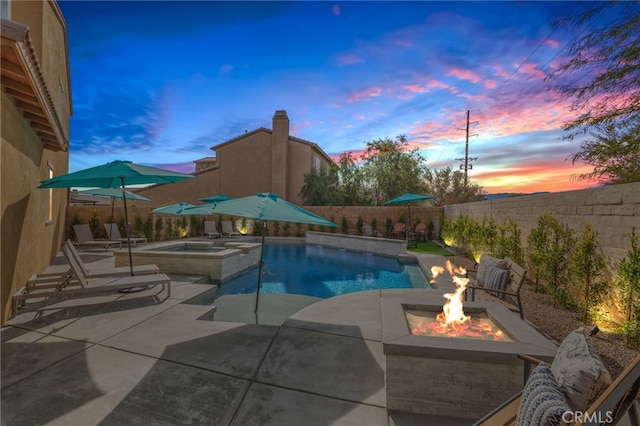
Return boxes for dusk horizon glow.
[58,1,626,196]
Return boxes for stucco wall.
[135,168,221,208]
[218,131,273,198]
[1,1,71,324]
[444,182,640,270]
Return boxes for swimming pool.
[187,242,430,304]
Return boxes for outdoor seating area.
[204,220,221,238]
[10,240,170,318]
[4,239,640,425]
[475,328,640,426]
[72,224,122,250]
[104,223,148,246]
[466,254,526,320]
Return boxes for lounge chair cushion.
[550,327,612,411]
[485,266,510,299]
[476,255,509,285]
[516,362,571,426]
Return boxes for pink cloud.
[402,79,449,95]
[403,84,427,94]
[492,65,511,79]
[336,53,364,66]
[518,63,546,79]
[447,68,481,83]
[484,79,497,89]
[346,86,385,103]
[543,38,560,49]
[332,3,340,16]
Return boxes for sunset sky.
[57,1,628,194]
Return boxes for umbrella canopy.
[384,193,433,205]
[185,193,336,226]
[383,193,433,240]
[77,188,150,226]
[39,160,195,275]
[185,193,336,312]
[152,202,197,215]
[76,188,150,202]
[38,160,194,189]
[199,194,233,203]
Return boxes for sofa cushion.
[517,362,571,426]
[476,255,509,285]
[485,266,510,298]
[551,327,612,412]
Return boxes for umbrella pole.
[254,220,267,313]
[120,178,134,276]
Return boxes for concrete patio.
[1,250,495,425]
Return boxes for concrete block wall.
[444,181,640,272]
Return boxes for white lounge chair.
[204,221,221,239]
[221,220,241,237]
[104,223,147,246]
[25,240,159,291]
[72,224,122,250]
[12,242,171,318]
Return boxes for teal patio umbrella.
[199,194,233,203]
[39,160,195,275]
[185,193,337,311]
[152,202,196,215]
[77,188,150,225]
[384,193,433,239]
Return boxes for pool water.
[190,243,430,304]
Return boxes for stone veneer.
[381,291,558,420]
[114,240,262,282]
[305,231,407,257]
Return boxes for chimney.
[271,110,289,198]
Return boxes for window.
[46,162,54,223]
[313,154,322,170]
[0,0,10,19]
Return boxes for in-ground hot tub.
[381,294,558,420]
[115,240,262,282]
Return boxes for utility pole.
[455,110,479,185]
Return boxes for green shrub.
[356,216,364,236]
[134,214,144,236]
[154,217,164,241]
[341,216,349,234]
[384,217,393,237]
[526,212,575,307]
[616,228,640,346]
[496,217,524,266]
[570,224,607,322]
[272,221,280,237]
[143,214,154,241]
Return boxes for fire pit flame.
[434,260,469,328]
[411,260,509,341]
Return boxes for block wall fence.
[65,205,445,239]
[444,181,640,271]
[65,181,639,271]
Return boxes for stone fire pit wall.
[381,294,558,420]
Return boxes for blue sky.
[58,1,629,194]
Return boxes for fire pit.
[405,308,513,341]
[381,260,557,420]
